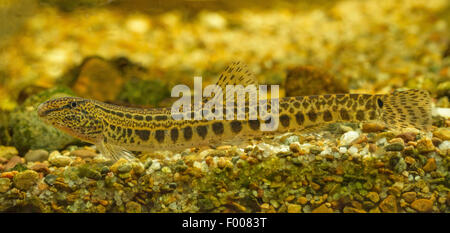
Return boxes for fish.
[37,62,432,160]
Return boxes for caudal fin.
[381,89,432,131]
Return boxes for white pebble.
[339,147,347,154]
[376,137,387,146]
[348,146,359,156]
[439,141,450,152]
[150,161,161,171]
[339,131,359,146]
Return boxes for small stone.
[125,201,142,213]
[416,138,435,153]
[439,141,449,154]
[397,132,417,143]
[48,151,72,167]
[310,182,321,191]
[366,192,380,203]
[312,203,333,213]
[289,142,301,153]
[0,178,11,192]
[110,158,128,174]
[24,149,49,162]
[117,163,132,173]
[410,199,433,212]
[70,149,97,158]
[433,128,450,140]
[384,143,404,151]
[4,156,24,170]
[362,122,385,133]
[379,195,397,213]
[404,156,416,165]
[31,162,50,174]
[161,166,172,174]
[298,197,308,205]
[287,204,302,213]
[343,206,366,213]
[423,158,437,172]
[13,170,39,190]
[0,146,18,160]
[340,131,360,146]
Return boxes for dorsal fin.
[203,61,259,104]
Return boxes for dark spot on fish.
[295,112,304,125]
[155,130,165,143]
[196,125,207,139]
[356,110,365,121]
[307,111,317,122]
[323,110,332,122]
[340,109,350,120]
[377,98,383,108]
[155,115,168,121]
[279,114,290,127]
[125,113,132,119]
[145,116,152,121]
[248,119,260,130]
[134,115,144,121]
[212,122,224,135]
[183,126,193,140]
[135,130,150,141]
[230,120,242,133]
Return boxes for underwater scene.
[0,0,449,214]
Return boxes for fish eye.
[71,102,77,108]
[377,98,383,108]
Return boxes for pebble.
[384,143,404,151]
[118,163,132,173]
[362,122,385,133]
[0,178,11,192]
[402,192,417,203]
[347,146,358,155]
[13,170,39,190]
[339,131,360,146]
[298,197,308,205]
[379,195,397,213]
[397,132,417,143]
[4,156,24,170]
[287,204,302,213]
[125,201,142,213]
[311,203,333,213]
[416,138,435,153]
[438,141,449,153]
[433,128,450,140]
[366,192,380,203]
[0,146,18,160]
[423,158,437,172]
[48,151,72,167]
[410,199,433,212]
[31,162,50,174]
[70,149,97,158]
[338,147,347,154]
[24,149,49,162]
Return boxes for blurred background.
[0,0,449,151]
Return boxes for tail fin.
[381,89,432,131]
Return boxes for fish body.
[37,62,432,160]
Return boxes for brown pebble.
[397,132,416,143]
[410,199,433,212]
[404,156,416,165]
[298,197,308,205]
[433,128,450,140]
[70,149,97,158]
[366,192,380,203]
[4,156,24,171]
[362,122,385,133]
[31,163,50,174]
[310,182,321,191]
[416,138,435,153]
[423,158,437,172]
[379,195,397,213]
[431,137,442,147]
[311,203,333,213]
[368,143,377,153]
[401,192,416,203]
[287,204,301,213]
[343,206,366,213]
